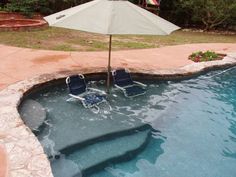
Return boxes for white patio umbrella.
[44,0,180,92]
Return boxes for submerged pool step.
[51,128,151,177]
[60,124,151,155]
[43,113,149,157]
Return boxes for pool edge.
[0,54,236,177]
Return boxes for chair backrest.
[112,69,134,87]
[66,75,87,95]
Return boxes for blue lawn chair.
[66,74,107,110]
[112,69,147,97]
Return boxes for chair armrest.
[66,77,70,84]
[88,88,106,95]
[69,94,85,101]
[133,81,147,87]
[114,84,126,91]
[111,70,116,76]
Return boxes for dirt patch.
[70,44,91,51]
[33,54,69,64]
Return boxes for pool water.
[19,68,236,177]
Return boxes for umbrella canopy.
[45,0,179,35]
[44,0,180,92]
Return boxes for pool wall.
[0,53,236,177]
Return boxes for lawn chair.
[66,74,107,112]
[112,69,147,97]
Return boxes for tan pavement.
[0,43,236,90]
[0,144,8,177]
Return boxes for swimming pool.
[19,68,236,177]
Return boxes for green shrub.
[4,0,51,17]
[160,0,236,30]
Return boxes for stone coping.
[0,19,48,31]
[0,12,47,31]
[0,53,236,177]
[0,144,8,177]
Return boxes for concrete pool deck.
[0,43,236,177]
[1,43,236,90]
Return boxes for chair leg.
[98,100,112,113]
[89,105,100,114]
[66,97,75,102]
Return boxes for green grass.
[0,27,235,51]
[52,44,77,51]
[112,40,154,49]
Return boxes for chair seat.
[124,85,146,97]
[82,93,105,106]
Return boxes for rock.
[19,99,46,131]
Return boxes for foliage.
[4,0,51,17]
[0,0,8,8]
[175,0,236,30]
[189,51,225,62]
[46,0,87,13]
[159,0,178,21]
[2,0,236,30]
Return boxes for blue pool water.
[19,68,236,177]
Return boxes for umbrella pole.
[106,35,112,93]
